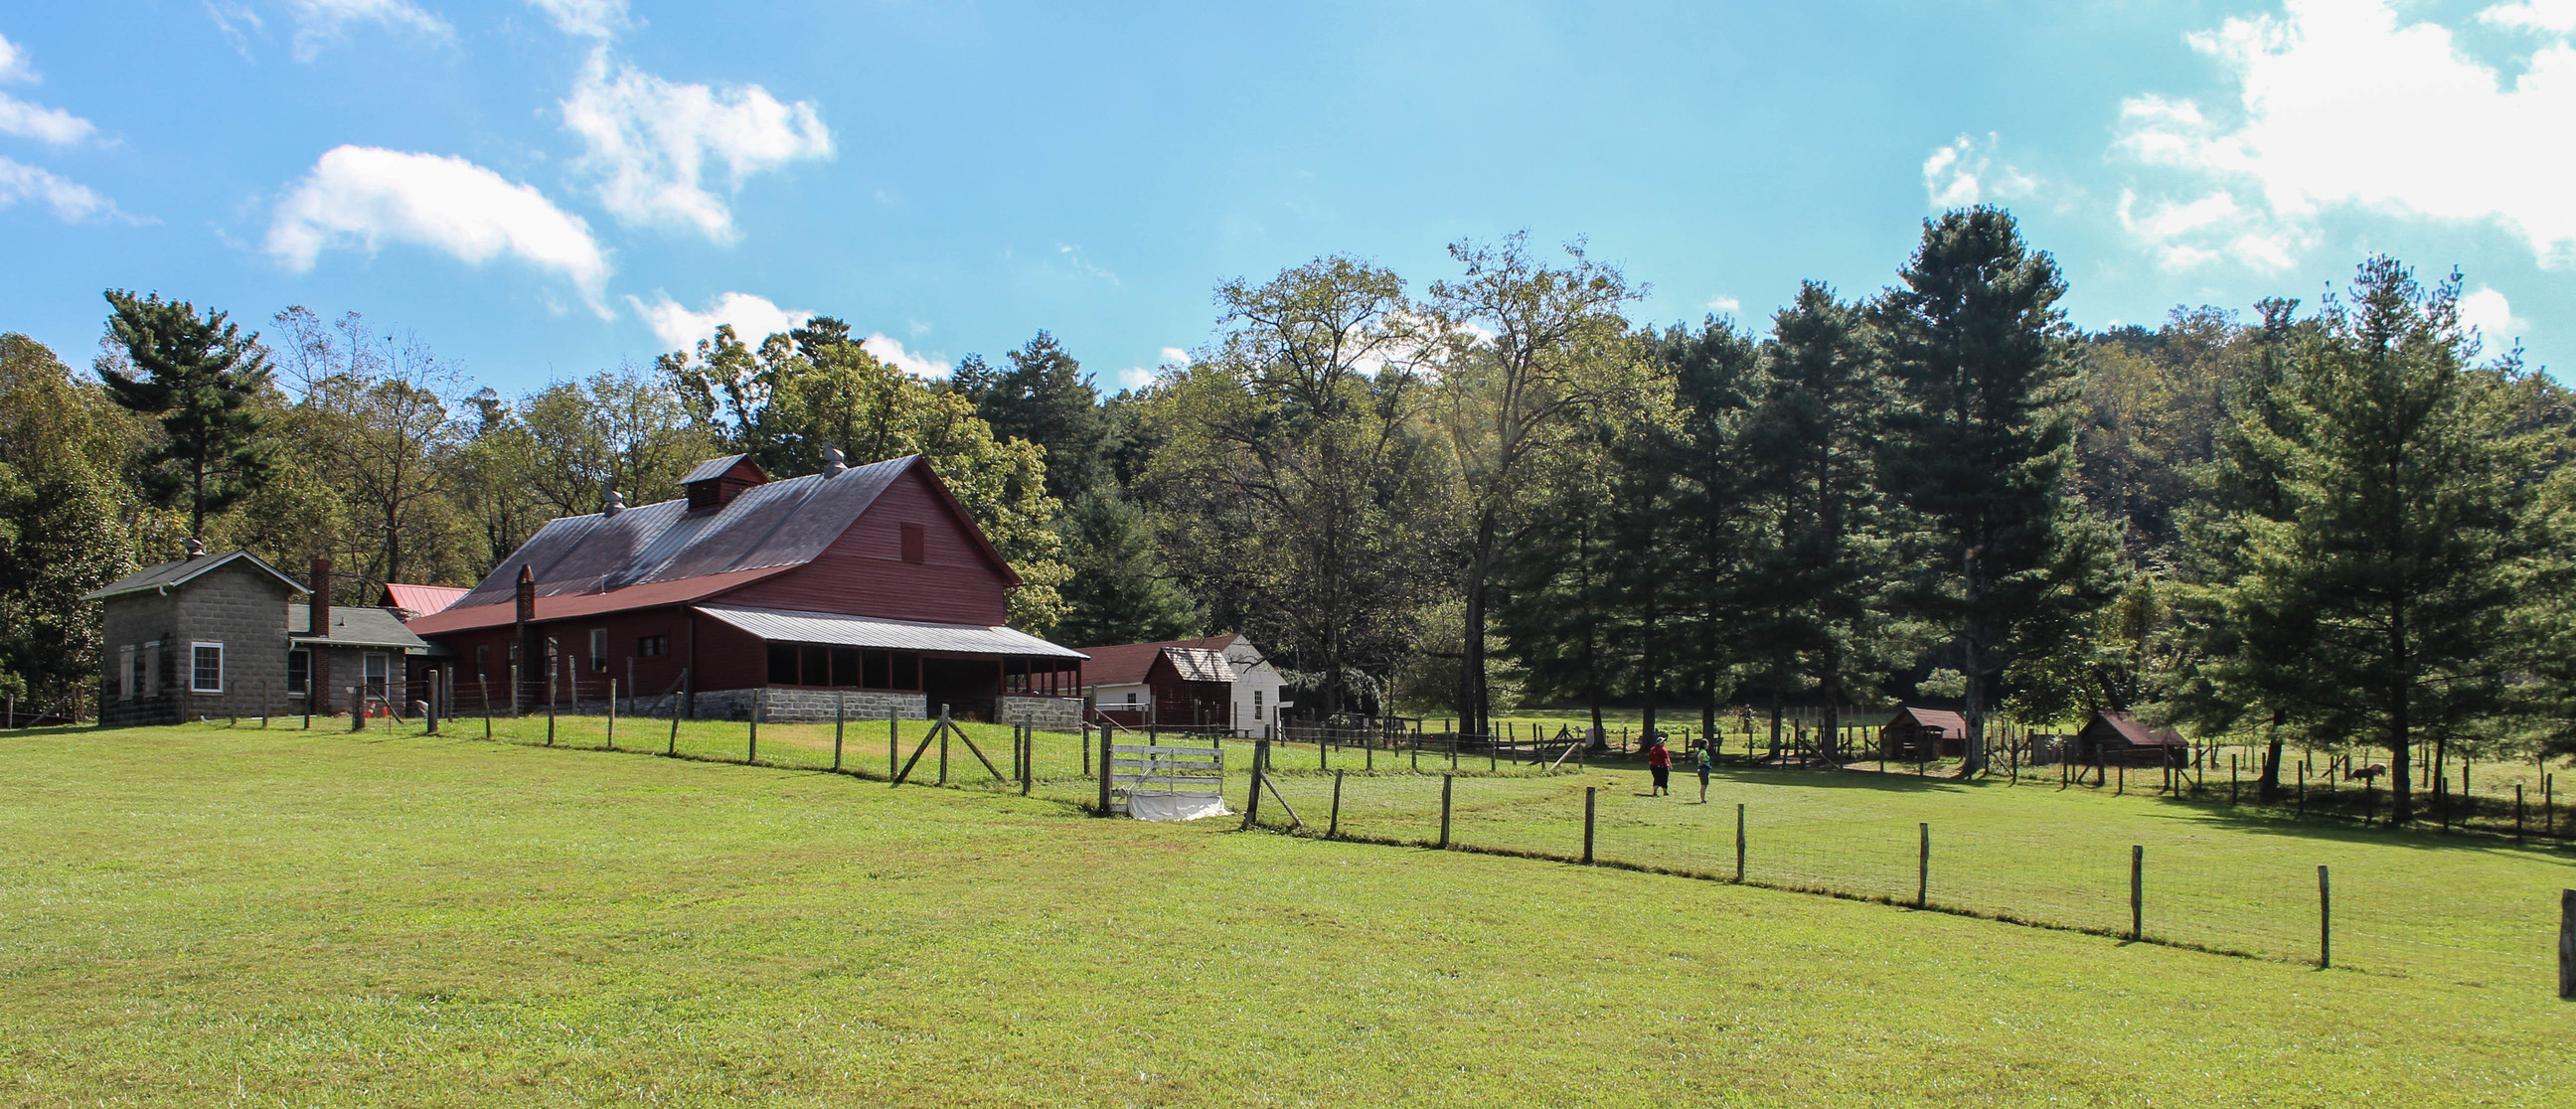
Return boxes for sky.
[4,0,2575,395]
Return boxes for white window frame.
[1125,691,1137,706]
[190,641,224,694]
[590,628,609,673]
[363,653,391,700]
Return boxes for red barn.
[1076,640,1237,731]
[405,453,1085,725]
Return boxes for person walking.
[1647,736,1672,796]
[1693,739,1713,803]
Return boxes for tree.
[270,307,478,593]
[97,290,277,539]
[0,334,158,709]
[1429,233,1646,738]
[1871,209,2117,773]
[2209,258,2542,824]
[1049,492,1203,646]
[952,332,1107,502]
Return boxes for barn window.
[637,634,668,658]
[863,650,890,689]
[1126,692,1137,706]
[799,644,828,686]
[287,650,310,696]
[1252,689,1262,720]
[589,628,608,673]
[475,644,490,676]
[900,523,925,563]
[767,642,798,685]
[889,652,921,691]
[830,647,860,688]
[117,646,135,701]
[191,643,225,694]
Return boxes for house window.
[589,628,608,673]
[900,523,925,563]
[143,642,160,697]
[363,654,390,700]
[638,634,668,658]
[117,646,135,701]
[288,650,311,696]
[191,642,224,694]
[1253,690,1263,720]
[1126,691,1137,706]
[475,644,490,676]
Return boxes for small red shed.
[1076,642,1236,731]
[2074,712,2188,767]
[1879,707,1969,760]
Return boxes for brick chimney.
[515,564,537,625]
[308,556,331,637]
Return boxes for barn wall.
[720,467,1010,625]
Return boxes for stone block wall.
[693,688,929,722]
[998,696,1083,731]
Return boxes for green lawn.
[4,720,2571,1106]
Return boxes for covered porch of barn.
[692,604,1085,725]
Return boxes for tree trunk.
[1959,637,1989,776]
[1461,508,1498,740]
[2257,709,2285,803]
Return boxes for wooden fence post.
[1328,770,1344,840]
[477,676,488,739]
[1242,738,1268,831]
[1917,822,1930,909]
[1734,802,1747,881]
[2318,865,2332,970]
[2559,889,2574,999]
[1439,774,1454,849]
[1021,727,1032,797]
[605,679,616,750]
[2131,845,2145,942]
[748,689,762,765]
[891,710,900,777]
[1096,721,1112,816]
[1582,786,1596,865]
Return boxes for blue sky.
[4,0,2574,395]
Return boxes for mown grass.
[5,719,2571,1106]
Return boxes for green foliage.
[0,335,157,709]
[949,331,1106,502]
[1048,491,1202,646]
[96,290,277,537]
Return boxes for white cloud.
[0,156,116,221]
[1705,295,1741,315]
[863,334,949,379]
[2117,0,2576,270]
[2457,285,2528,355]
[1159,347,1192,366]
[1054,242,1119,284]
[1116,367,1155,390]
[1921,133,2039,211]
[562,48,832,241]
[2482,1,2576,33]
[0,34,94,146]
[204,2,266,61]
[284,0,455,62]
[529,0,627,38]
[266,145,610,311]
[630,289,809,350]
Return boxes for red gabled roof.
[1074,635,1245,687]
[384,582,468,617]
[404,566,794,635]
[2090,712,2186,747]
[1888,707,1969,739]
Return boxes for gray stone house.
[82,549,427,726]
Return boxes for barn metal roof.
[1886,707,1969,738]
[80,550,309,601]
[680,454,754,483]
[2088,712,2187,747]
[693,604,1088,659]
[382,583,467,617]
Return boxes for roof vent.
[183,537,206,560]
[824,446,848,476]
[601,487,625,517]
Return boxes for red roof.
[404,566,793,635]
[384,582,468,617]
[2089,712,2186,747]
[1887,706,1969,739]
[1075,634,1243,687]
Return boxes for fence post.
[892,711,900,777]
[667,670,688,755]
[2318,865,2332,970]
[1735,803,1746,881]
[2560,889,2574,999]
[1242,738,1268,831]
[834,693,845,772]
[1097,720,1113,816]
[1917,822,1930,909]
[1582,786,1596,865]
[2516,784,2525,842]
[938,704,950,785]
[2130,845,2145,942]
[605,679,615,750]
[1439,774,1454,850]
[1329,770,1344,840]
[748,689,762,765]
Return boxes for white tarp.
[1126,791,1229,822]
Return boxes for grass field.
[5,718,2573,1106]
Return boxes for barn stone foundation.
[998,696,1083,731]
[691,688,928,722]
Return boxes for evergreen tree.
[958,332,1107,503]
[1050,491,1204,646]
[97,290,277,539]
[1871,210,2117,773]
[2211,258,2541,824]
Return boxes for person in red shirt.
[1647,736,1672,796]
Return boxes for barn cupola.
[680,454,768,513]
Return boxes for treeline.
[5,209,2571,823]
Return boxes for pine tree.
[2215,258,2541,824]
[1871,210,2117,773]
[955,332,1106,503]
[1051,492,1203,646]
[97,290,277,540]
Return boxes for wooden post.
[891,711,900,776]
[2298,764,2307,818]
[2560,889,2574,999]
[834,693,845,772]
[2130,844,2145,942]
[1439,774,1454,850]
[2318,865,2332,970]
[1096,720,1112,816]
[1734,802,1746,881]
[627,658,635,720]
[478,676,489,739]
[1021,727,1032,796]
[1582,786,1596,865]
[1241,739,1268,831]
[1328,770,1344,839]
[510,663,521,718]
[938,704,950,785]
[605,679,616,750]
[1917,822,1929,909]
[667,670,689,755]
[2231,755,2239,804]
[748,689,762,765]
[2517,783,2526,842]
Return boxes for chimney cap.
[602,487,626,517]
[825,446,848,476]
[183,537,206,559]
